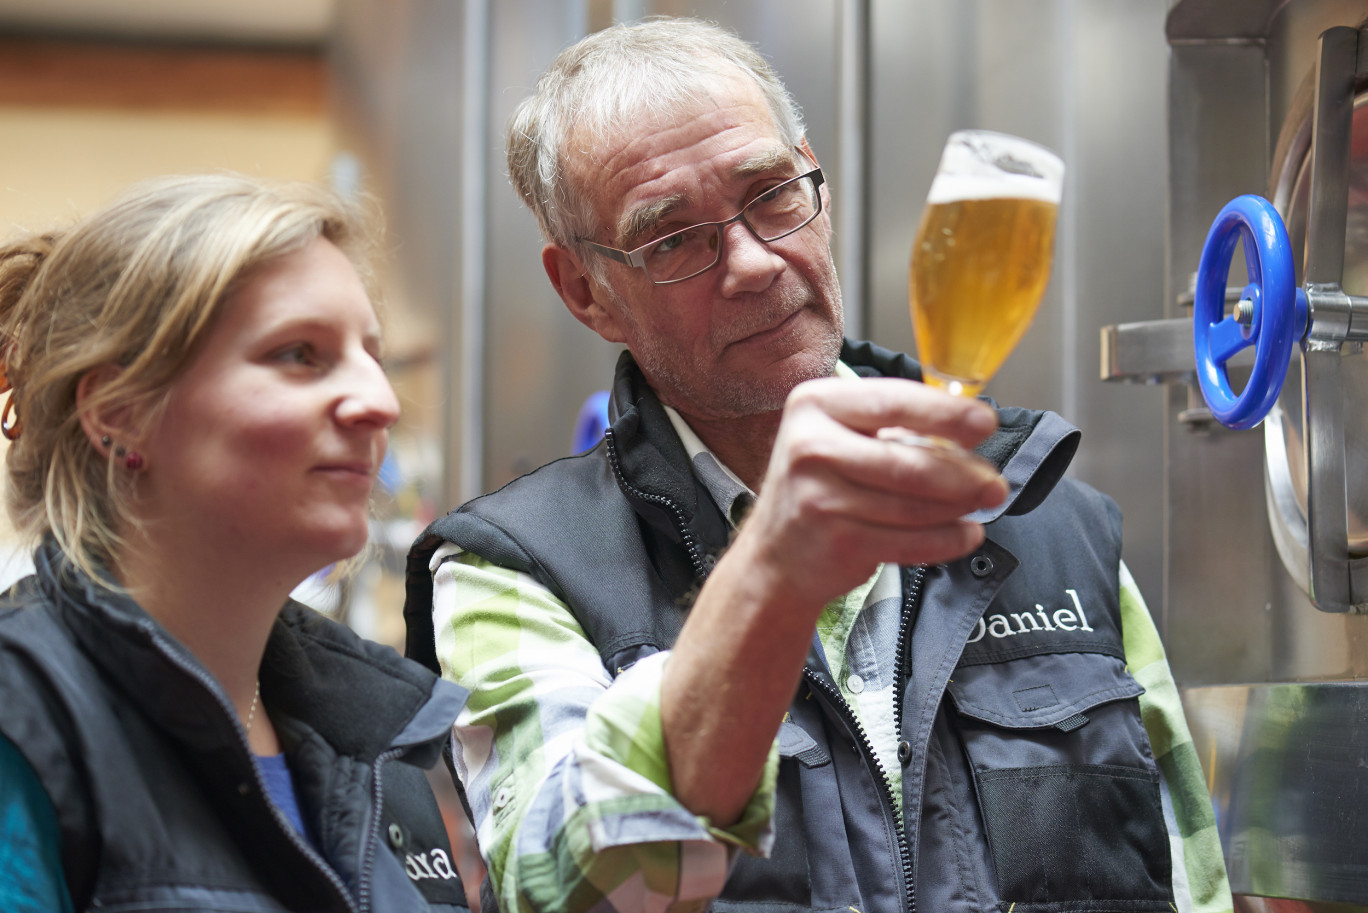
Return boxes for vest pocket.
[976,763,1170,912]
[947,652,1174,913]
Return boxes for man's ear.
[76,365,139,457]
[542,244,628,344]
[798,137,833,239]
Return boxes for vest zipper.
[802,668,912,913]
[150,631,361,913]
[891,565,928,913]
[604,428,709,578]
[608,416,920,906]
[357,746,404,913]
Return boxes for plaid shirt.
[431,368,1231,913]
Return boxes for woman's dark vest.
[0,542,471,913]
[406,339,1174,913]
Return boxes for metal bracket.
[1101,286,1253,385]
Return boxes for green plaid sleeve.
[431,546,778,913]
[1119,561,1233,913]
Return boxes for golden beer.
[910,195,1058,396]
[909,131,1064,397]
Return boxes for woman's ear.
[76,366,137,457]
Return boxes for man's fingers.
[787,376,999,450]
[878,434,1007,511]
[793,472,1000,529]
[741,373,1010,605]
[886,520,987,567]
[780,412,1008,513]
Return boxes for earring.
[0,358,19,442]
[1,395,20,442]
[100,436,143,470]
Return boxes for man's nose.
[716,219,785,295]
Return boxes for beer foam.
[926,132,1064,204]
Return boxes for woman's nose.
[337,352,401,429]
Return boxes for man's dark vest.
[0,541,471,913]
[406,339,1174,913]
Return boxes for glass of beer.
[910,130,1064,397]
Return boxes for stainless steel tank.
[1105,2,1368,908]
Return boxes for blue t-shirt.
[256,752,315,847]
[0,733,75,913]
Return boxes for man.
[405,17,1231,913]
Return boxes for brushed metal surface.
[867,0,1169,606]
[1100,290,1255,384]
[1100,318,1197,383]
[1163,0,1368,682]
[1165,12,1368,905]
[1166,0,1282,41]
[1184,683,1368,906]
[1164,38,1279,683]
[1299,28,1358,611]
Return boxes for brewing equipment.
[1103,3,1368,908]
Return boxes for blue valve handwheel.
[1193,194,1302,430]
[571,390,611,453]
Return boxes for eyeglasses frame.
[579,154,827,286]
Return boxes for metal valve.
[1192,194,1309,429]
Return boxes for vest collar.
[605,351,733,560]
[33,540,462,764]
[605,339,1081,534]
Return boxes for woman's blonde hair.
[0,173,381,581]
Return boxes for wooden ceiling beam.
[0,36,326,115]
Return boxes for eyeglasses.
[581,165,826,285]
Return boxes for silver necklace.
[245,680,260,734]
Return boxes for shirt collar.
[662,360,859,529]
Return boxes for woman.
[0,174,469,912]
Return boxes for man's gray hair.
[506,17,807,271]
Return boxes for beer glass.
[909,130,1064,397]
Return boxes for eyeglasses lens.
[642,172,821,283]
